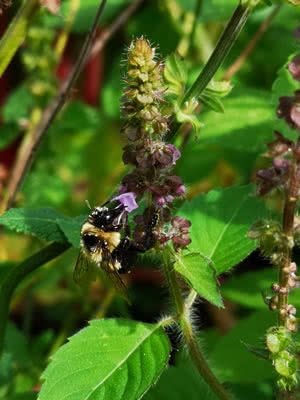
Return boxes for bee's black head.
[82,233,99,253]
[88,201,126,232]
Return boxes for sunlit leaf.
[174,252,223,307]
[38,319,170,400]
[179,185,267,274]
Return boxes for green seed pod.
[266,327,291,353]
[274,350,298,378]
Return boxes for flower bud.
[288,55,300,82]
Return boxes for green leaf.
[179,185,267,274]
[185,88,274,151]
[145,355,218,400]
[0,125,20,150]
[222,268,300,309]
[49,101,100,135]
[210,311,276,382]
[3,85,35,124]
[177,0,237,21]
[38,319,170,400]
[57,215,86,248]
[0,322,32,384]
[101,57,122,118]
[0,0,37,77]
[164,53,187,97]
[44,0,131,33]
[175,99,203,136]
[199,93,224,113]
[174,252,223,307]
[0,208,67,242]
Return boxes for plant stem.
[1,0,144,212]
[182,1,251,104]
[162,248,231,400]
[0,0,39,77]
[279,162,298,327]
[2,0,107,211]
[0,242,70,358]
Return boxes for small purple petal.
[291,104,300,129]
[175,185,186,195]
[288,55,300,82]
[166,144,181,164]
[155,196,166,207]
[113,192,138,212]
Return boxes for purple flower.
[165,144,181,164]
[169,216,192,251]
[256,158,290,196]
[113,192,138,212]
[277,92,300,130]
[267,131,293,157]
[288,55,300,82]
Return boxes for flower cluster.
[256,131,300,196]
[266,327,299,390]
[277,47,300,131]
[250,33,300,390]
[119,37,191,252]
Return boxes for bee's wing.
[101,249,130,303]
[73,251,97,286]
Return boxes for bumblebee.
[74,198,157,297]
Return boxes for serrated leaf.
[199,93,224,113]
[57,215,86,248]
[0,208,67,242]
[38,319,170,400]
[164,53,187,97]
[179,185,267,274]
[175,99,203,136]
[174,252,223,307]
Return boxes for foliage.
[0,1,300,400]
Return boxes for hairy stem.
[162,248,231,400]
[0,242,70,357]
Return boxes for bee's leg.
[113,238,136,273]
[131,211,159,252]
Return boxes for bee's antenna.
[85,199,92,209]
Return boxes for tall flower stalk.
[119,37,231,400]
[120,37,191,251]
[250,42,300,393]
